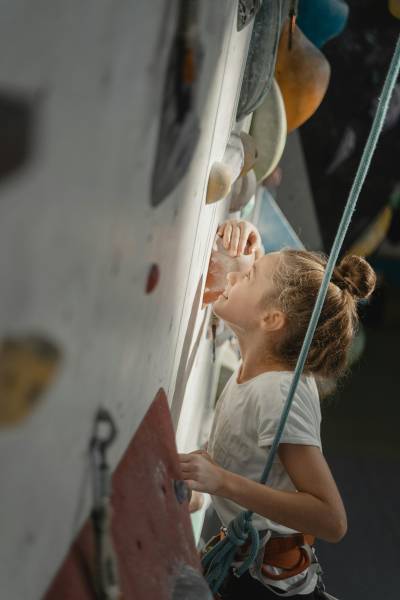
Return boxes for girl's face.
[212,252,281,331]
[203,235,255,305]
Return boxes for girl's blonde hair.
[264,250,377,378]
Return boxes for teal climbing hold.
[297,0,349,48]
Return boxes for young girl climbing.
[179,218,377,599]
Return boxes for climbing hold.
[348,185,400,256]
[237,0,262,31]
[174,479,190,504]
[250,78,287,182]
[297,0,349,48]
[146,263,160,294]
[222,132,245,184]
[389,0,400,19]
[261,165,283,189]
[46,389,201,600]
[229,169,257,213]
[236,0,282,121]
[275,19,331,133]
[171,564,213,600]
[206,133,247,206]
[239,132,258,176]
[0,89,36,183]
[150,1,203,207]
[256,188,304,253]
[0,334,61,426]
[347,206,392,258]
[206,162,232,204]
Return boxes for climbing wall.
[44,390,203,600]
[0,2,253,598]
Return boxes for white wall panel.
[0,1,252,598]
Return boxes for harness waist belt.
[236,532,316,581]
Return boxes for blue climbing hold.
[297,0,349,48]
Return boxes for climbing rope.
[202,32,400,595]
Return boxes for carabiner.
[91,408,118,464]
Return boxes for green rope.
[203,32,400,595]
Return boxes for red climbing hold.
[44,389,201,600]
[146,263,160,294]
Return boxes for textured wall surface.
[0,2,252,598]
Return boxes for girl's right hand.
[217,219,264,259]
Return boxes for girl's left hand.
[179,450,225,495]
[217,219,264,259]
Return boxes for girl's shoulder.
[238,368,316,391]
[247,370,320,415]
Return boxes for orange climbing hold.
[275,19,331,133]
[389,0,400,19]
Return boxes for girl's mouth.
[221,290,228,299]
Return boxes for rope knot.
[227,514,250,546]
[202,514,260,592]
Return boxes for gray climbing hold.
[171,563,213,600]
[236,0,282,121]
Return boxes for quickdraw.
[90,409,122,600]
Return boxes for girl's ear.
[262,309,285,332]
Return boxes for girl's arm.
[179,445,347,543]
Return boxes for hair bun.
[334,255,376,300]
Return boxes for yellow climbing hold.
[347,205,392,257]
[206,162,232,204]
[0,335,61,426]
[389,0,400,19]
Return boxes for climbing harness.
[202,31,400,596]
[202,528,322,597]
[90,409,122,600]
[203,528,316,579]
[260,533,315,580]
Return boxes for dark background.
[300,0,400,253]
[317,285,400,598]
[302,2,400,597]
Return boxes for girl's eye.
[246,272,251,279]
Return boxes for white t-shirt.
[207,363,322,594]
